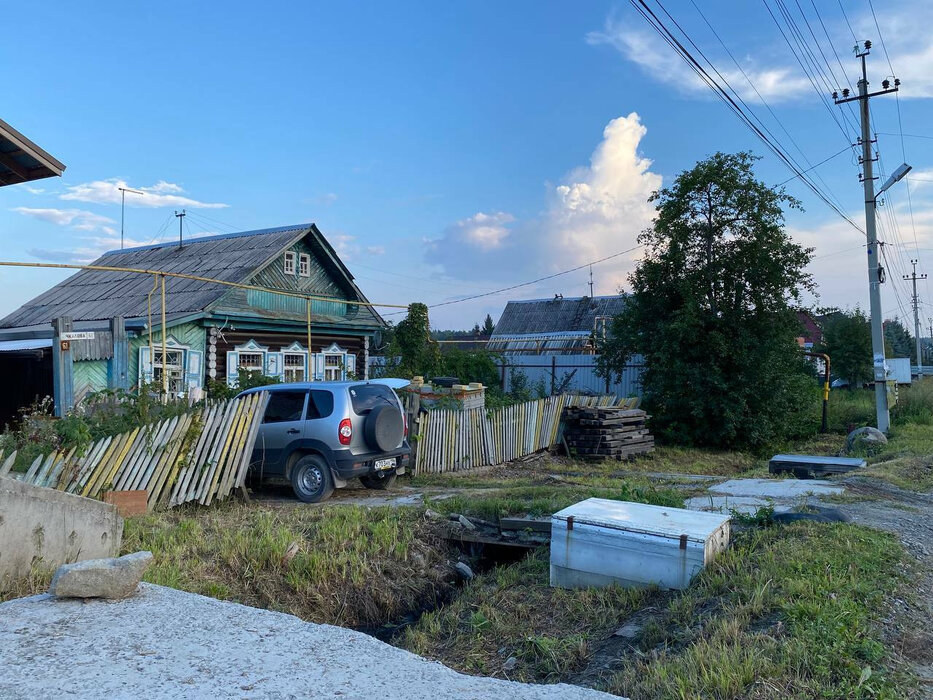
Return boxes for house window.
[238,352,263,372]
[284,251,297,275]
[154,348,185,394]
[298,253,310,277]
[283,353,306,382]
[324,354,344,381]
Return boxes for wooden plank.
[0,450,17,477]
[170,404,217,506]
[148,414,194,509]
[197,399,243,505]
[23,454,46,484]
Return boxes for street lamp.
[118,186,144,249]
[876,163,912,200]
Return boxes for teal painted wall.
[209,237,381,330]
[128,322,206,387]
[73,360,108,403]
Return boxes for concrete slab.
[0,583,619,700]
[709,478,843,499]
[683,495,791,516]
[0,476,122,583]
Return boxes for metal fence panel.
[498,354,643,399]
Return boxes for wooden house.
[0,224,385,421]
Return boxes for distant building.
[487,295,627,355]
[796,310,822,349]
[0,224,384,422]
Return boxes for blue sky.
[3,1,933,330]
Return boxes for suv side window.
[262,391,307,423]
[306,390,334,420]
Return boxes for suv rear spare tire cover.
[363,404,404,452]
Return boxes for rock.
[454,562,475,581]
[846,426,888,454]
[457,515,476,530]
[503,656,517,671]
[613,620,643,639]
[281,542,300,566]
[49,551,153,599]
[424,508,443,520]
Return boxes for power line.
[630,0,863,232]
[385,243,646,315]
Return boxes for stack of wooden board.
[562,406,654,460]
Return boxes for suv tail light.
[338,418,352,445]
[404,413,408,437]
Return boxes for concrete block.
[0,476,122,584]
[709,478,843,499]
[49,551,152,599]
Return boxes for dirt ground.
[839,477,933,695]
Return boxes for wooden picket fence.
[0,392,270,511]
[412,394,636,474]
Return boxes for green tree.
[883,317,913,357]
[597,152,815,450]
[482,314,495,337]
[390,302,442,378]
[819,308,872,385]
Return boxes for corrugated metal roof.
[0,224,381,330]
[491,295,628,338]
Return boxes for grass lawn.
[402,523,911,699]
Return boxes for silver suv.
[239,379,411,503]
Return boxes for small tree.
[884,317,913,357]
[390,302,442,378]
[819,309,872,385]
[598,152,815,450]
[482,314,495,337]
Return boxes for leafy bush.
[206,369,280,400]
[0,386,194,472]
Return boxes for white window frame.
[237,352,264,372]
[284,251,297,275]
[323,353,344,382]
[154,347,185,395]
[298,252,311,277]
[283,352,306,382]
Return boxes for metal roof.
[0,224,382,330]
[0,118,65,186]
[490,295,628,338]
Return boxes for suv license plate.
[374,458,395,471]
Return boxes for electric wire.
[631,0,862,232]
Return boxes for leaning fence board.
[411,394,627,475]
[15,393,268,512]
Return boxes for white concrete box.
[550,498,731,590]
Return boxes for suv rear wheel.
[291,454,335,503]
[360,471,398,490]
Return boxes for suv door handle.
[286,428,301,435]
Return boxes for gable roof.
[0,224,381,329]
[490,295,628,338]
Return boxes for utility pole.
[903,259,927,372]
[588,264,594,297]
[118,186,144,249]
[834,41,903,433]
[175,209,186,248]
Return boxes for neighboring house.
[487,294,627,355]
[0,224,384,422]
[796,310,822,349]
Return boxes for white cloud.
[425,113,661,296]
[314,192,339,206]
[23,185,45,194]
[60,178,228,209]
[586,18,810,102]
[331,233,361,260]
[27,233,153,264]
[366,245,386,256]
[12,207,116,235]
